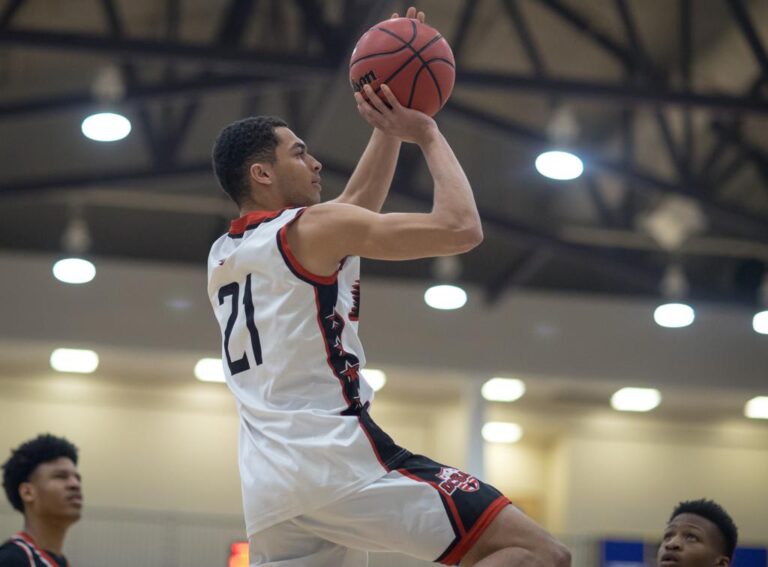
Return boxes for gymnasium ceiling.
[2,0,768,307]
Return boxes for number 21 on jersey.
[219,274,262,375]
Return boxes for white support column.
[464,379,486,479]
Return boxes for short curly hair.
[212,116,289,206]
[670,499,738,559]
[2,434,79,513]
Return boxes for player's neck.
[22,515,69,555]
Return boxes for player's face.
[22,457,83,523]
[272,127,323,207]
[657,514,729,567]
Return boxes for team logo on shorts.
[436,467,480,495]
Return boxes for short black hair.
[212,115,289,206]
[2,434,79,513]
[670,499,738,559]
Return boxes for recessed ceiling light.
[424,285,467,310]
[745,396,768,419]
[81,112,131,142]
[535,150,583,180]
[361,368,386,391]
[481,422,523,444]
[481,377,526,402]
[753,310,768,335]
[50,348,99,374]
[194,358,225,383]
[610,387,661,412]
[654,302,695,328]
[52,258,96,284]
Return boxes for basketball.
[349,17,455,117]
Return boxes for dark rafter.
[680,0,693,177]
[727,0,768,78]
[99,0,166,165]
[0,0,25,31]
[538,0,638,71]
[614,0,686,181]
[444,100,768,237]
[485,248,554,305]
[503,0,546,76]
[450,0,479,66]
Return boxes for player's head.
[2,434,82,523]
[657,499,737,567]
[213,116,323,210]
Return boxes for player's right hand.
[354,83,437,145]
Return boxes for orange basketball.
[349,17,455,117]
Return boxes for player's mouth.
[67,494,83,507]
[312,178,322,189]
[659,552,680,565]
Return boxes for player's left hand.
[391,6,425,23]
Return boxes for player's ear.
[250,162,274,186]
[19,482,35,505]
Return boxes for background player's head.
[213,116,323,211]
[2,434,82,524]
[657,499,738,567]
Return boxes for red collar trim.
[228,208,297,236]
[14,532,65,566]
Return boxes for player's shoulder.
[297,201,374,228]
[0,539,32,565]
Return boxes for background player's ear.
[250,162,273,186]
[19,482,35,505]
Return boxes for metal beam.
[454,71,768,113]
[614,0,685,180]
[503,0,546,76]
[0,73,306,118]
[450,0,479,66]
[0,0,25,31]
[444,99,768,236]
[538,0,638,71]
[485,248,554,304]
[0,28,336,75]
[727,0,768,78]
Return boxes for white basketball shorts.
[248,454,510,566]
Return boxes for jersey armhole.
[277,208,339,286]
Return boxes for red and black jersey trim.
[312,281,409,470]
[7,532,67,567]
[394,455,510,566]
[276,208,339,286]
[349,279,360,321]
[228,207,294,239]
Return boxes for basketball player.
[657,499,738,567]
[207,8,569,565]
[0,434,82,566]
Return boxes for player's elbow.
[447,221,483,254]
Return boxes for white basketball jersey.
[207,207,408,535]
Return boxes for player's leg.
[248,517,368,567]
[289,454,569,566]
[459,504,570,567]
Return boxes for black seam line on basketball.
[350,44,411,66]
[350,18,418,66]
[375,32,446,93]
[423,56,455,69]
[407,55,443,107]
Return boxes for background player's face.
[21,457,83,523]
[272,127,323,207]
[657,513,729,567]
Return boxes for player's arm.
[287,89,482,275]
[329,7,426,213]
[329,129,401,213]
